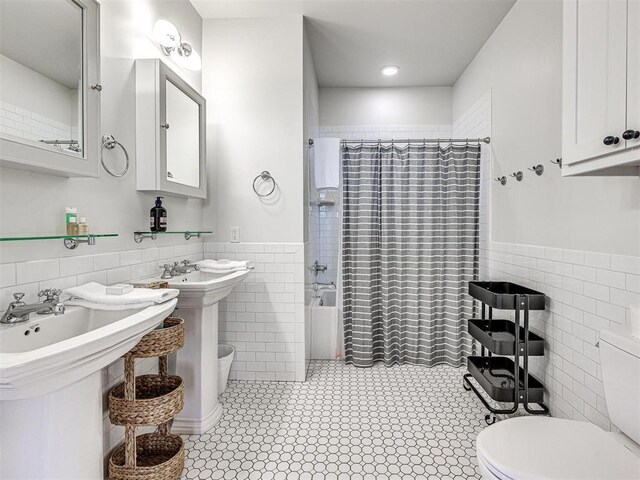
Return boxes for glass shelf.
[0,233,119,250]
[133,230,213,243]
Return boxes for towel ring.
[253,170,276,197]
[101,134,129,177]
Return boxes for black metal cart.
[463,281,550,425]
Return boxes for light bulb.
[380,65,400,76]
[153,19,180,49]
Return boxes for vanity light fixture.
[380,65,400,76]
[152,19,202,71]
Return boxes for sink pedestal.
[172,300,222,434]
[0,372,103,479]
[137,268,250,435]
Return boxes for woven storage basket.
[108,433,184,480]
[109,375,184,426]
[128,317,184,358]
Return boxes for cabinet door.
[563,0,628,165]
[627,0,640,150]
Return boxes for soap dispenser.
[150,197,167,232]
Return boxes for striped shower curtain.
[342,143,480,367]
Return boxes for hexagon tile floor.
[181,360,487,480]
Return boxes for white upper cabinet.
[563,0,640,175]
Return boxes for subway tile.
[610,254,640,275]
[16,259,60,284]
[60,255,94,277]
[584,252,610,270]
[94,252,120,271]
[0,263,16,288]
[596,269,626,289]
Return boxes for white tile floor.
[181,361,487,480]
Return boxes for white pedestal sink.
[138,268,250,434]
[0,300,177,480]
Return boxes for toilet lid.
[476,416,640,479]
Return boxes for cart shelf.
[468,319,545,356]
[467,356,544,404]
[469,281,546,310]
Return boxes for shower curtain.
[342,143,480,367]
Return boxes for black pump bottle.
[150,197,167,232]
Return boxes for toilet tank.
[600,329,640,445]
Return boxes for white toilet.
[476,328,640,479]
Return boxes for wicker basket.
[128,317,184,358]
[108,433,184,480]
[109,375,184,426]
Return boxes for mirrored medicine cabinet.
[135,59,207,199]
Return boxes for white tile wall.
[0,241,204,456]
[205,242,307,382]
[0,100,75,145]
[483,241,640,429]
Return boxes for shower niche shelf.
[463,281,549,425]
[133,230,212,243]
[0,233,119,250]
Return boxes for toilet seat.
[476,416,640,479]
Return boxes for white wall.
[0,54,75,136]
[202,16,304,244]
[319,86,452,126]
[452,0,640,257]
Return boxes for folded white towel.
[200,267,247,274]
[61,282,179,309]
[313,138,340,190]
[198,259,248,271]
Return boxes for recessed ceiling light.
[380,65,400,76]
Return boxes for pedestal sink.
[0,299,177,480]
[138,268,250,434]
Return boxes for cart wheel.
[463,380,471,391]
[485,414,496,425]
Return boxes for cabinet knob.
[622,130,640,140]
[603,136,620,146]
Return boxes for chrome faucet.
[170,262,191,276]
[1,291,65,324]
[160,264,173,279]
[308,260,328,276]
[180,260,200,271]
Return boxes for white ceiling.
[190,0,516,87]
[0,0,82,89]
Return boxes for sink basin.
[137,265,250,434]
[0,299,177,479]
[0,299,177,400]
[139,268,250,305]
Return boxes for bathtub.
[311,288,343,360]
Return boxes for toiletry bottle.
[150,197,167,232]
[66,217,79,236]
[65,207,77,229]
[78,217,89,235]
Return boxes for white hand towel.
[313,138,340,190]
[198,259,248,270]
[200,267,247,274]
[61,282,179,308]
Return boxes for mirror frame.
[0,0,100,177]
[135,59,207,199]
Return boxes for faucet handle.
[181,260,189,265]
[12,292,25,303]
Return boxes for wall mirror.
[136,59,206,199]
[0,0,100,177]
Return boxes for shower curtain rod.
[308,137,490,145]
